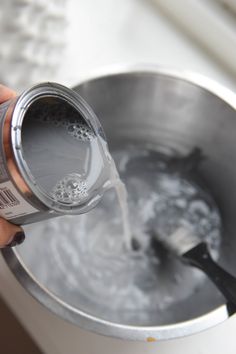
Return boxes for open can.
[0,82,111,225]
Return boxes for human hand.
[0,84,25,248]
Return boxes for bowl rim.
[74,63,236,111]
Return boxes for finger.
[0,84,16,104]
[0,218,25,248]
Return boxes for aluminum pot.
[2,66,236,341]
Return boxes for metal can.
[0,82,111,225]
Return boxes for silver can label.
[0,181,38,220]
[0,101,39,221]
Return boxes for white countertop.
[1,1,236,353]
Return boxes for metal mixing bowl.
[2,66,236,341]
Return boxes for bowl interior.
[16,72,236,327]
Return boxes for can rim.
[10,82,103,214]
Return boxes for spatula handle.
[183,242,236,308]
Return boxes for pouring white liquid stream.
[108,158,132,250]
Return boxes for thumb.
[0,218,25,248]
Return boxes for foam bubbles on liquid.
[51,173,88,204]
[66,122,95,142]
[33,101,95,142]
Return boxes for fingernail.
[6,231,25,248]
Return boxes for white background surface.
[1,0,236,353]
[59,0,236,91]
